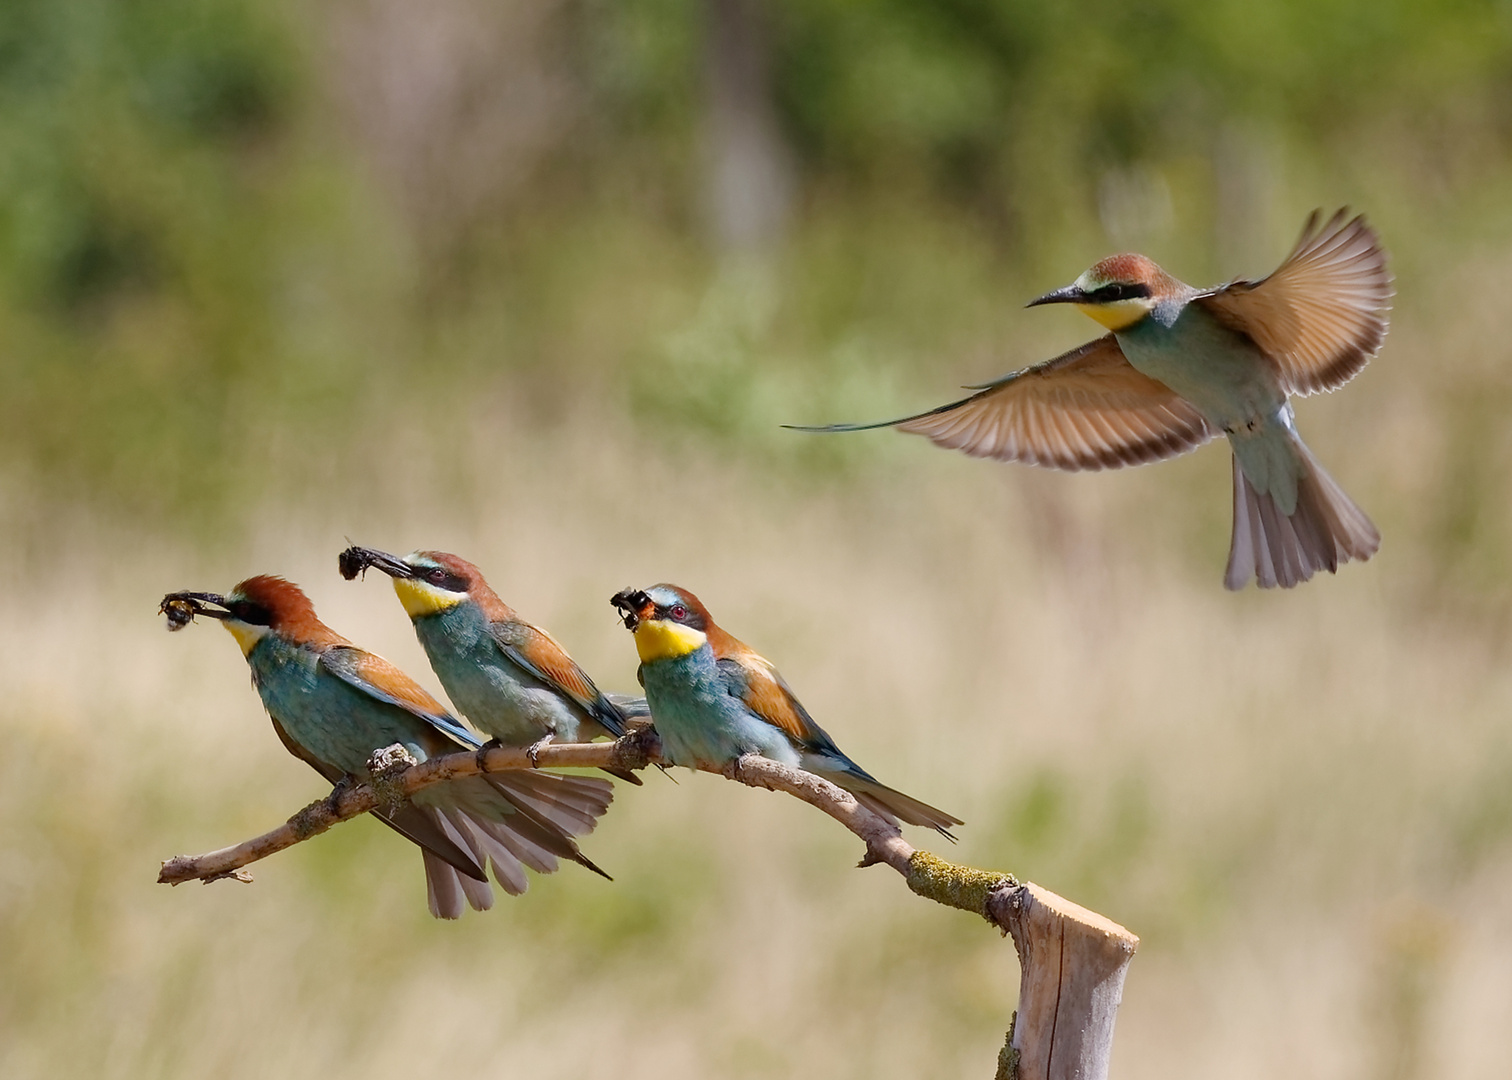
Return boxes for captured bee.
[160,596,200,631]
[337,546,372,581]
[609,588,652,631]
[159,591,228,631]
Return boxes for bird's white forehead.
[645,586,686,608]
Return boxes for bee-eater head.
[610,584,711,663]
[339,545,511,621]
[160,576,341,656]
[1027,253,1174,331]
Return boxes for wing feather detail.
[320,646,479,748]
[709,635,833,750]
[794,336,1215,471]
[490,622,628,738]
[1197,209,1392,397]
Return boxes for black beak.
[339,545,415,581]
[159,591,229,630]
[1026,284,1086,308]
[610,588,652,631]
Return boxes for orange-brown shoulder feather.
[508,622,603,709]
[347,650,453,719]
[706,625,823,745]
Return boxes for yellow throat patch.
[634,619,708,663]
[222,620,268,657]
[1075,298,1152,332]
[393,577,466,619]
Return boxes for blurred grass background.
[4,0,1512,1076]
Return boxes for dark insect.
[337,546,370,581]
[609,588,650,630]
[161,596,199,631]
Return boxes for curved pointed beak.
[159,591,229,630]
[610,588,653,631]
[1026,284,1086,308]
[338,545,416,581]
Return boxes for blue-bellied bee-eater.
[609,584,961,838]
[794,209,1390,590]
[338,546,645,784]
[161,575,614,918]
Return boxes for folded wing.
[1197,209,1392,397]
[491,622,632,738]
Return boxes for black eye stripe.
[230,601,271,625]
[659,601,705,631]
[1088,282,1150,302]
[422,568,467,591]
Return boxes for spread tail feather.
[1225,443,1379,590]
[413,771,616,917]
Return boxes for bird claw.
[324,777,353,815]
[475,738,502,772]
[526,734,554,767]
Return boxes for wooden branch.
[157,729,662,886]
[158,730,1137,1079]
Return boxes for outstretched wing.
[789,335,1214,471]
[490,622,629,738]
[319,645,480,749]
[1197,209,1392,397]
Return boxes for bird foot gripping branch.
[366,743,420,809]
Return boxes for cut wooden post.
[994,884,1139,1080]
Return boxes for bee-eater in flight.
[609,585,962,838]
[161,575,614,918]
[794,209,1390,590]
[338,546,645,784]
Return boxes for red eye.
[670,604,688,620]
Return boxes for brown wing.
[491,622,603,715]
[1197,209,1392,397]
[797,336,1214,471]
[712,639,828,747]
[337,649,453,721]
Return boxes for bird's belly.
[1118,309,1286,431]
[445,658,578,745]
[417,620,581,744]
[252,647,429,774]
[641,659,797,770]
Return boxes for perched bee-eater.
[795,209,1390,590]
[161,575,614,919]
[338,546,644,784]
[609,584,962,838]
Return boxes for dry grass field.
[6,309,1512,1078]
[6,3,1512,1076]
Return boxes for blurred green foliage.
[4,0,1512,533]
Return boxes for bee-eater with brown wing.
[610,585,961,838]
[795,210,1390,590]
[161,576,615,918]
